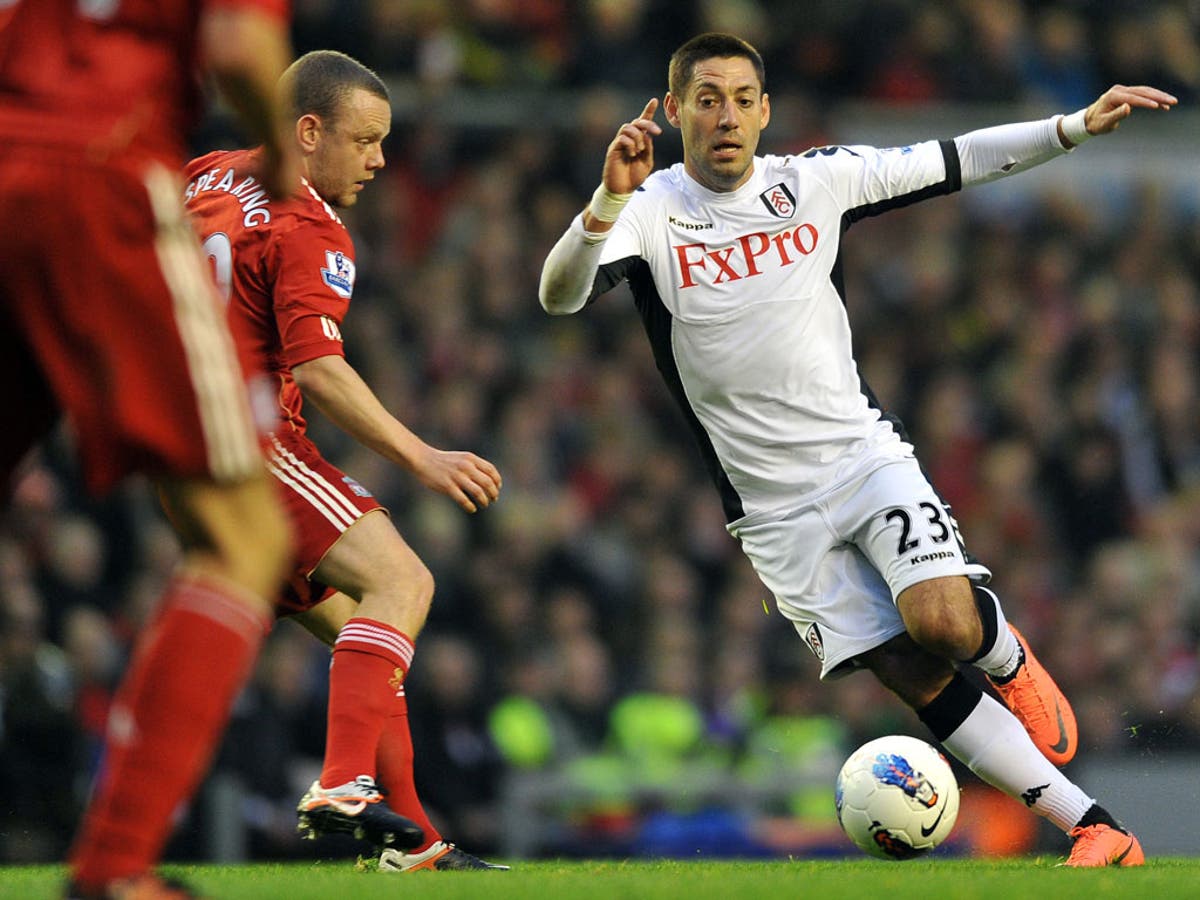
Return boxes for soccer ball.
[835,734,959,860]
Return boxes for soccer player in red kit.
[184,50,507,870]
[0,1,299,898]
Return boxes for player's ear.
[663,92,682,128]
[761,93,771,130]
[295,113,321,153]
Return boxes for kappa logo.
[804,623,825,661]
[320,249,355,298]
[668,214,713,231]
[760,181,796,218]
[1021,782,1050,808]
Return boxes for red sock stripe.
[334,618,414,670]
[320,619,414,788]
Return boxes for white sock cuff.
[971,586,1020,676]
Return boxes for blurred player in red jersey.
[0,2,299,897]
[183,50,507,871]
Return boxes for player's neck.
[683,160,756,194]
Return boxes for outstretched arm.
[955,83,1177,186]
[539,99,661,315]
[292,354,501,513]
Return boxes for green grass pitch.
[4,858,1199,900]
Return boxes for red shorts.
[265,429,385,615]
[0,150,262,494]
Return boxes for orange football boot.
[1063,824,1145,867]
[988,625,1077,766]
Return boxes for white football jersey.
[592,140,962,525]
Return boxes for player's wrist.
[588,183,633,223]
[1058,108,1091,149]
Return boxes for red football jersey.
[184,147,354,435]
[0,0,288,164]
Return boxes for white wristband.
[588,183,633,223]
[1059,108,1091,147]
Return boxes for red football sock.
[320,617,414,789]
[69,572,269,890]
[376,687,441,849]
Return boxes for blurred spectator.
[407,633,507,853]
[0,587,81,861]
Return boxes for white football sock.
[941,691,1092,832]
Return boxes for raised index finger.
[638,97,659,121]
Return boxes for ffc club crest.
[321,249,356,298]
[805,623,825,661]
[760,182,796,218]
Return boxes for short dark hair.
[668,33,765,98]
[280,50,389,129]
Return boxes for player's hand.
[413,446,502,513]
[601,98,662,195]
[1084,84,1177,135]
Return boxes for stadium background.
[2,0,1198,864]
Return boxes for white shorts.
[731,457,991,679]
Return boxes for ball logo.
[760,182,796,218]
[872,753,939,808]
[871,824,923,860]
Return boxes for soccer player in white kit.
[539,32,1177,867]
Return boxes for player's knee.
[906,613,978,661]
[406,557,435,607]
[371,553,435,614]
[900,586,981,661]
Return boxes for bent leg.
[897,575,1076,766]
[858,636,1103,841]
[313,508,434,638]
[309,510,434,790]
[895,574,982,662]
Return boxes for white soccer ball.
[835,734,960,860]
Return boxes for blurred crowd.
[2,0,1198,864]
[294,0,1200,108]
